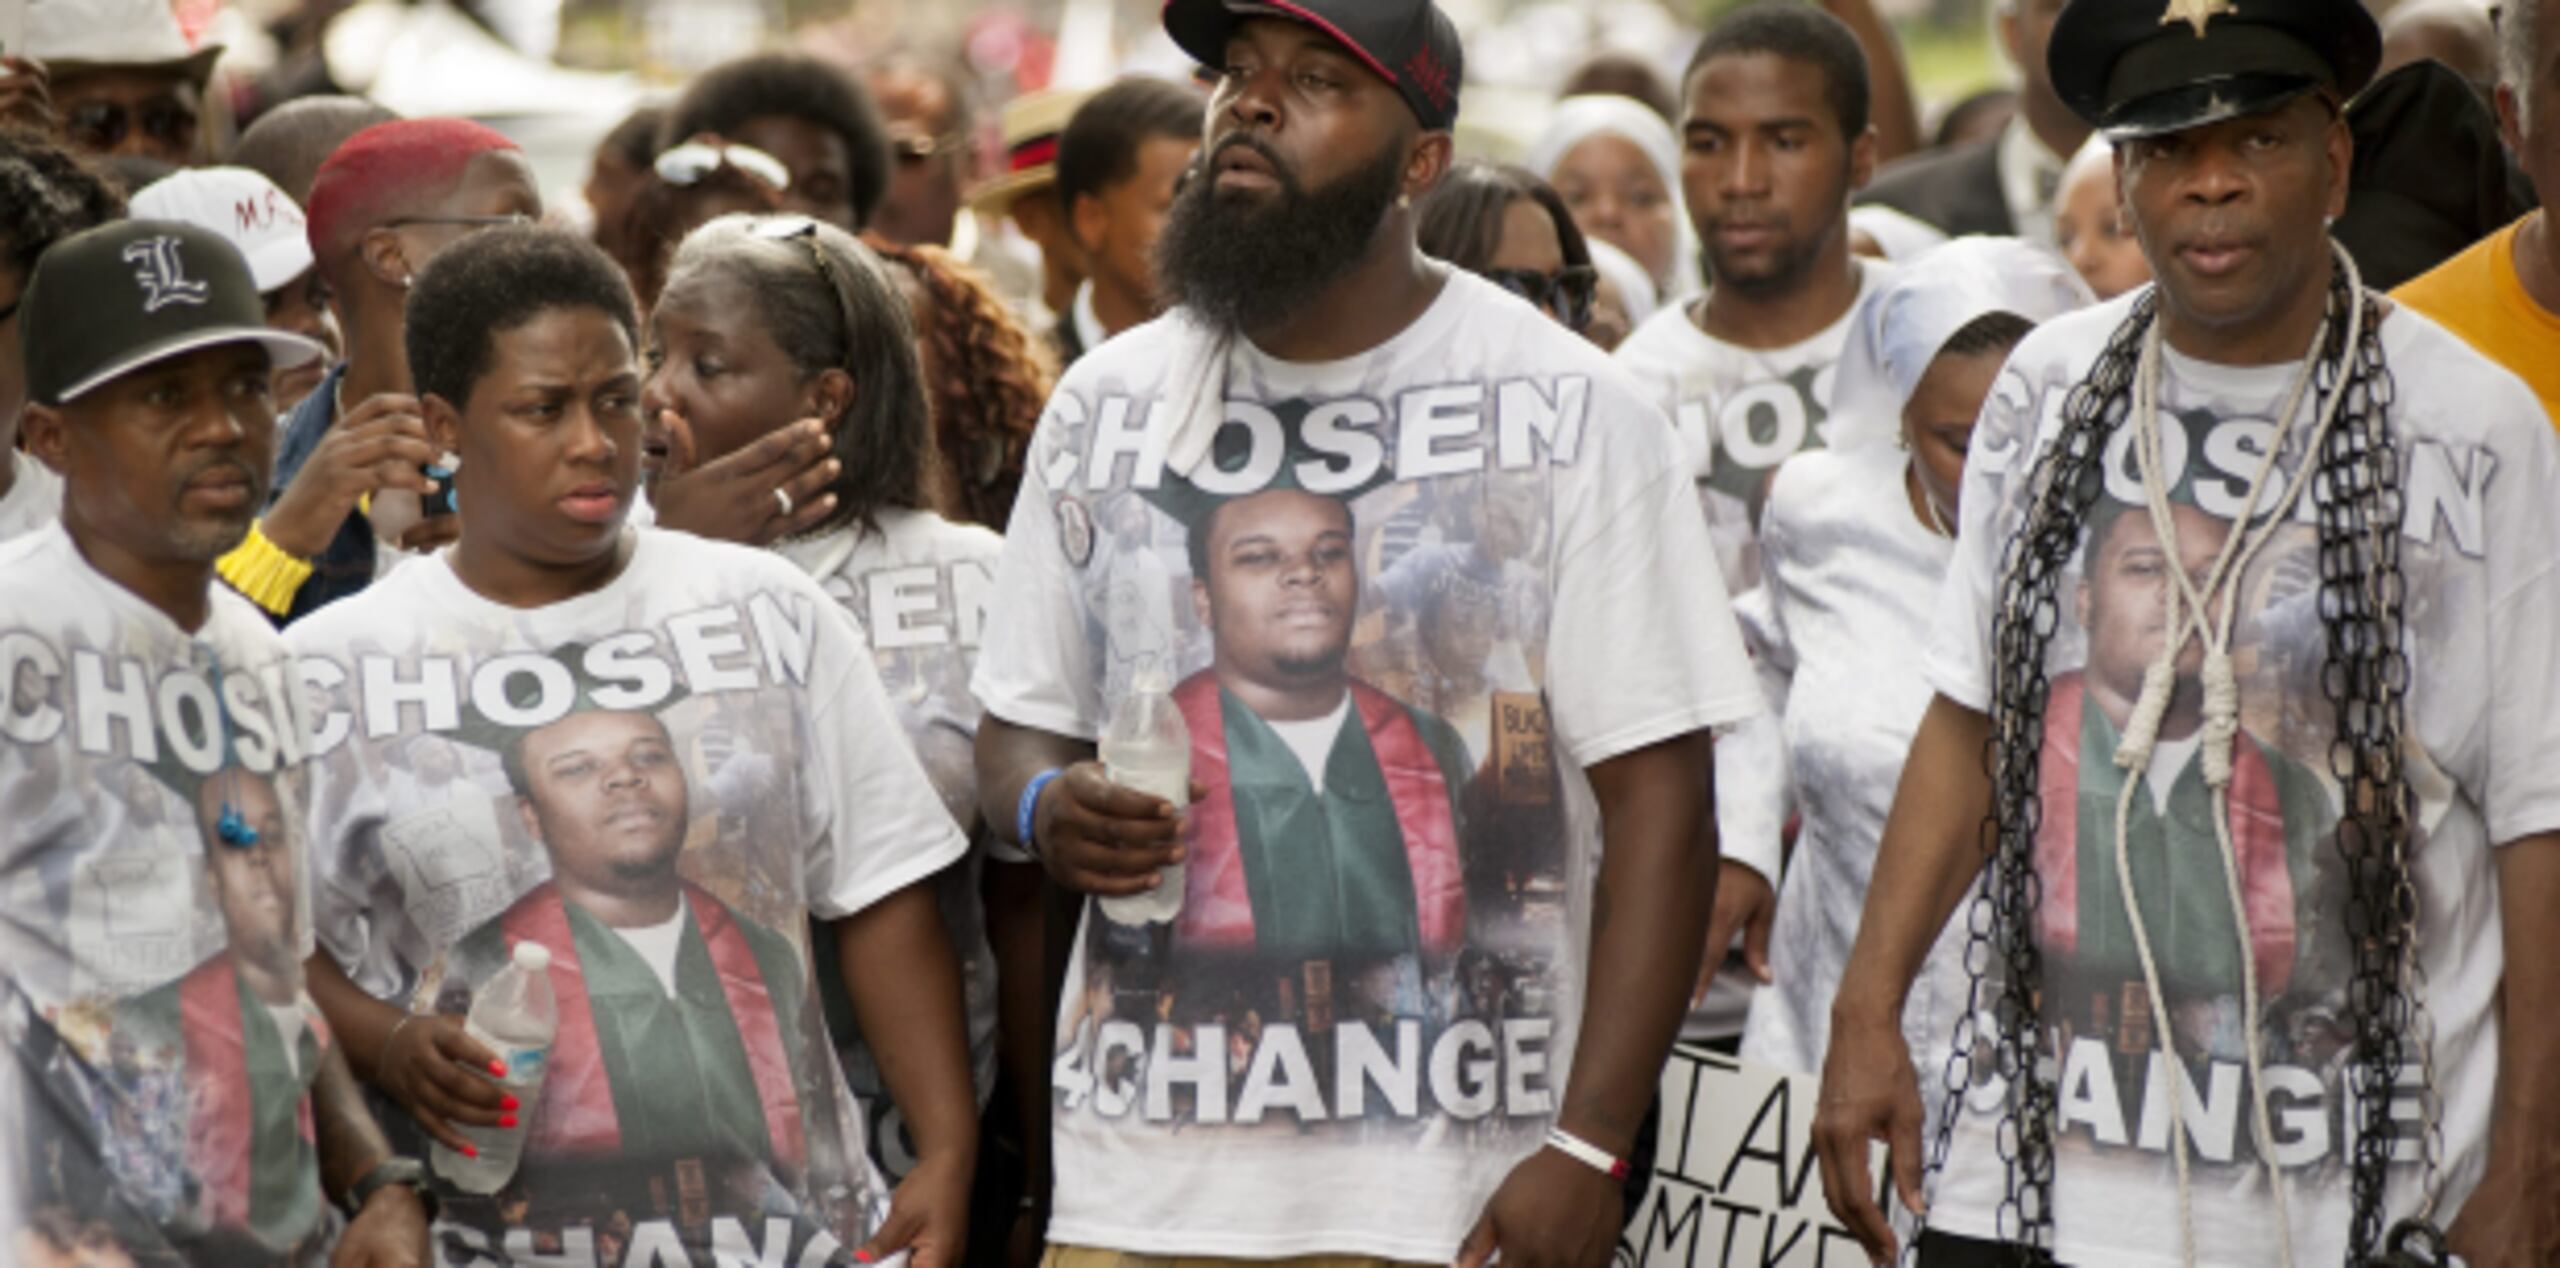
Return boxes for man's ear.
[514,796,544,845]
[359,226,414,291]
[421,392,464,460]
[1848,123,1880,192]
[18,403,68,476]
[1070,190,1109,258]
[2497,82,2523,156]
[2323,109,2354,222]
[1403,130,1456,203]
[1190,577,1214,632]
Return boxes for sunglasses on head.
[1486,265,1599,333]
[655,141,792,192]
[65,98,198,153]
[890,131,968,166]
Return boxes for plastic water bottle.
[1098,671,1192,927]
[432,942,557,1193]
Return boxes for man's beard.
[1698,167,1853,298]
[1702,217,1835,298]
[165,455,266,561]
[1154,132,1407,339]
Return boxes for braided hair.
[1931,255,2416,1263]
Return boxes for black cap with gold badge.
[2046,0,2381,140]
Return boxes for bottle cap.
[511,942,552,971]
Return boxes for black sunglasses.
[65,98,198,153]
[1486,265,1599,333]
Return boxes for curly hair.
[663,214,935,540]
[862,235,1054,529]
[0,128,125,283]
[405,226,640,410]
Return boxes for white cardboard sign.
[1619,1044,1876,1268]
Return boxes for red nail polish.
[463,1144,479,1158]
[488,1059,507,1077]
[855,1252,876,1264]
[501,1094,520,1111]
[499,1114,518,1128]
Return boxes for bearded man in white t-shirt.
[972,2,1763,1266]
[1814,1,2560,1265]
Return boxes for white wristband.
[1543,1126,1630,1181]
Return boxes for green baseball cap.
[19,219,326,407]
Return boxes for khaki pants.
[1046,1245,1436,1268]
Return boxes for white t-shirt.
[1611,261,1890,594]
[1731,446,1968,1088]
[974,270,1762,1260]
[0,524,330,1262]
[288,527,968,1265]
[781,507,1008,1178]
[1614,267,1886,1040]
[1923,295,2560,1264]
[0,451,64,542]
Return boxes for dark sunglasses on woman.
[65,97,198,155]
[1485,264,1598,333]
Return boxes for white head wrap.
[1848,204,1951,263]
[1525,94,1701,299]
[2053,134,2118,246]
[1583,237,1660,323]
[1832,236,2093,431]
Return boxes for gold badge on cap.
[2160,0,2238,37]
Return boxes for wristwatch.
[343,1155,434,1221]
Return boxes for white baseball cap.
[129,167,317,294]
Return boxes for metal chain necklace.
[1915,248,2434,1266]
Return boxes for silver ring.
[773,487,795,518]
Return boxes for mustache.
[175,454,264,502]
[1197,131,1301,195]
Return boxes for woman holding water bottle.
[292,225,979,1266]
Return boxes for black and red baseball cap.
[1163,0,1464,133]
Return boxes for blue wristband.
[1017,767,1064,858]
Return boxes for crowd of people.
[1,0,2557,1265]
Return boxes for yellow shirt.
[2395,214,2560,430]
